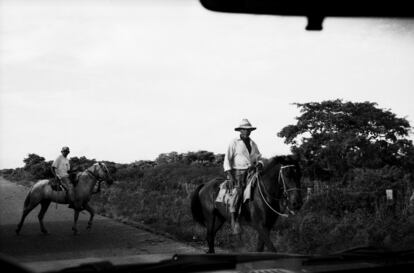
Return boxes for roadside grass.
[2,162,413,254]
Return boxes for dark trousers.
[229,169,248,213]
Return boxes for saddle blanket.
[215,174,257,204]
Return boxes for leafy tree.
[69,156,96,171]
[23,153,53,179]
[156,151,219,165]
[155,152,181,165]
[278,99,414,180]
[214,154,225,165]
[133,160,156,169]
[23,153,46,168]
[193,150,215,162]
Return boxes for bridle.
[86,164,102,181]
[85,163,111,193]
[257,164,300,217]
[279,165,301,197]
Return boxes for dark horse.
[191,156,302,253]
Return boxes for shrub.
[23,153,53,179]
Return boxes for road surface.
[0,177,203,272]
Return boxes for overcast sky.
[1,0,414,169]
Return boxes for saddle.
[215,172,258,205]
[49,178,64,191]
[49,172,80,191]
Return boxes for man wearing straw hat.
[224,119,263,235]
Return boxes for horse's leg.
[16,196,40,235]
[206,214,216,254]
[256,233,265,252]
[206,213,224,254]
[83,203,94,230]
[38,200,51,235]
[254,218,274,252]
[72,210,80,235]
[255,226,271,252]
[250,206,277,252]
[252,222,276,252]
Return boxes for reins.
[279,165,301,194]
[256,164,299,217]
[85,163,108,194]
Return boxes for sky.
[1,0,414,169]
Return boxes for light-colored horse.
[15,162,114,235]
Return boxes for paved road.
[0,177,203,272]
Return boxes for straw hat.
[234,119,256,131]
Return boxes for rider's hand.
[256,162,264,172]
[225,171,232,180]
[225,171,234,189]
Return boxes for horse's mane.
[262,155,300,176]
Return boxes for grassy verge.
[2,163,414,254]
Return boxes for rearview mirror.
[199,0,414,30]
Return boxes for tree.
[214,154,225,165]
[155,152,180,165]
[277,99,414,180]
[23,153,53,179]
[23,153,45,168]
[69,156,96,171]
[194,150,215,163]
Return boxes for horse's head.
[278,164,302,213]
[261,156,303,215]
[90,162,114,186]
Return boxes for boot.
[65,190,72,207]
[65,188,76,209]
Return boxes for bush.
[23,153,53,179]
[1,167,33,182]
[4,150,414,254]
[70,156,97,171]
[302,190,377,217]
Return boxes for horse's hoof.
[15,229,20,236]
[86,225,92,230]
[41,230,50,235]
[72,227,79,235]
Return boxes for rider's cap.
[235,119,256,131]
[61,146,70,152]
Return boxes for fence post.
[408,191,414,220]
[306,187,312,201]
[386,189,395,214]
[386,189,393,202]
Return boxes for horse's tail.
[23,188,32,208]
[191,183,206,226]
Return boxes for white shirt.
[52,154,70,178]
[223,137,262,172]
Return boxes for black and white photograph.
[1,1,414,272]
